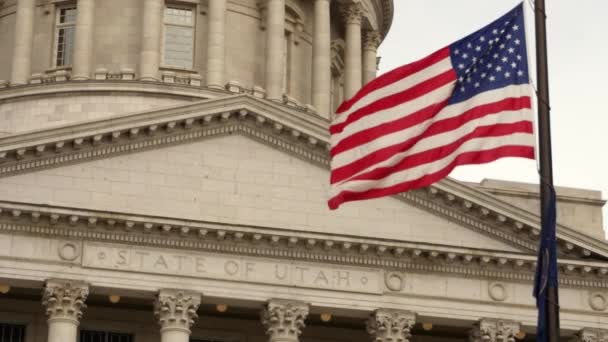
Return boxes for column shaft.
[10,0,36,85]
[265,0,286,100]
[47,321,78,342]
[312,0,331,118]
[206,0,226,88]
[72,0,95,80]
[342,4,363,99]
[140,0,163,81]
[362,31,381,85]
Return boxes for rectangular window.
[54,5,77,67]
[163,6,195,69]
[80,330,133,342]
[0,323,26,342]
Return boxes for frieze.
[0,216,606,289]
[82,242,382,294]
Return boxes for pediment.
[0,94,606,261]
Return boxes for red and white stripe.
[328,47,535,210]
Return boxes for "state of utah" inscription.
[82,242,381,294]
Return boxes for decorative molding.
[488,282,508,302]
[363,30,382,51]
[588,292,608,311]
[572,328,608,342]
[469,318,521,342]
[366,309,416,342]
[261,299,309,341]
[0,202,607,288]
[154,289,202,333]
[42,279,89,324]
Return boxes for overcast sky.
[377,1,608,236]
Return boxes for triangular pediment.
[0,94,606,261]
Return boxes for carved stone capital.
[366,309,416,342]
[42,279,89,324]
[469,318,521,342]
[154,289,202,333]
[363,30,381,51]
[572,328,608,342]
[341,3,363,25]
[261,299,310,341]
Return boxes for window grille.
[0,323,25,342]
[54,5,77,67]
[162,6,195,69]
[80,330,133,342]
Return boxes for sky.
[377,1,608,236]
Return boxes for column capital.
[366,309,416,342]
[154,289,202,334]
[363,30,382,51]
[42,279,89,324]
[469,318,521,342]
[572,328,608,342]
[341,2,363,25]
[261,299,310,341]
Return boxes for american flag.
[328,3,534,210]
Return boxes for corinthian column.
[42,280,89,342]
[469,318,521,342]
[140,0,163,81]
[206,0,226,88]
[264,0,286,101]
[366,309,416,342]
[312,0,331,118]
[10,0,36,85]
[261,299,309,342]
[72,0,96,80]
[342,2,363,99]
[154,289,202,342]
[362,30,381,85]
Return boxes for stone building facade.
[0,1,607,342]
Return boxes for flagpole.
[534,1,559,342]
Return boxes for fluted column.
[261,299,309,342]
[154,289,202,342]
[42,280,89,342]
[10,0,36,85]
[206,0,226,89]
[342,2,363,99]
[312,0,331,118]
[362,30,381,85]
[72,0,96,80]
[366,309,416,342]
[264,0,286,101]
[469,318,521,342]
[140,0,163,81]
[572,328,608,342]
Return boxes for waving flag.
[328,3,534,210]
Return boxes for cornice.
[0,94,606,262]
[0,200,606,288]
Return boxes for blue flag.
[533,185,559,342]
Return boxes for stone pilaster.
[10,0,35,85]
[264,0,286,101]
[72,0,96,80]
[154,289,202,342]
[206,0,227,89]
[362,30,381,85]
[261,299,310,342]
[366,309,416,342]
[571,328,608,342]
[140,0,163,81]
[469,318,521,342]
[42,279,89,342]
[342,2,363,99]
[312,0,332,118]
